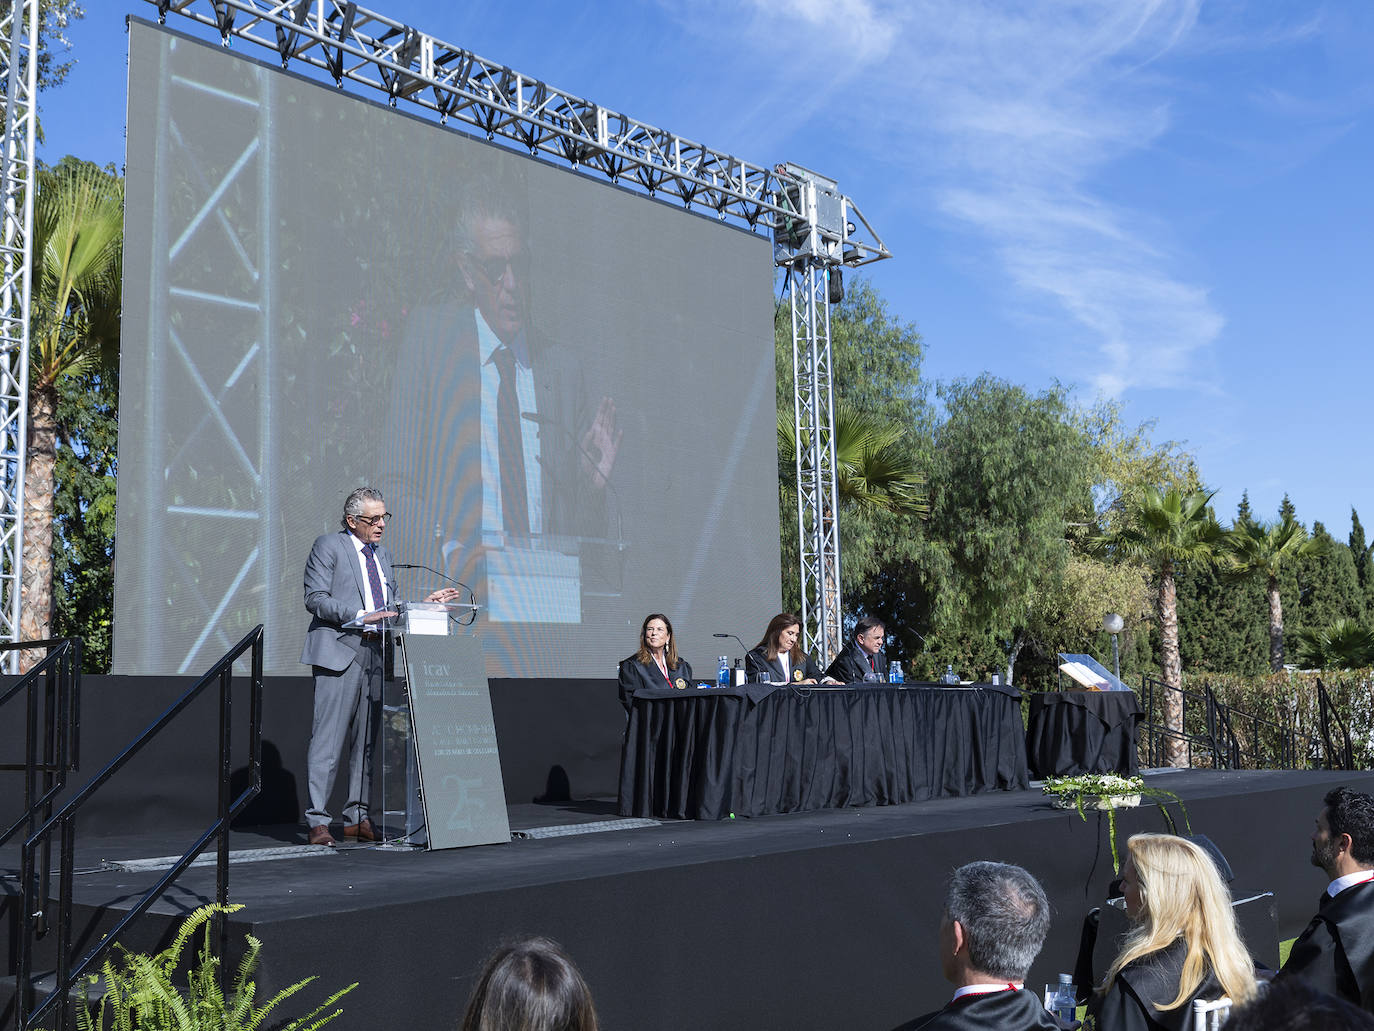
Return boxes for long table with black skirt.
[618,680,1028,820]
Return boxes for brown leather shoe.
[308,825,336,847]
[342,819,377,842]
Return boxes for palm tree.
[777,401,927,515]
[777,402,926,659]
[20,161,122,667]
[1106,487,1223,767]
[1295,618,1374,671]
[1223,514,1324,672]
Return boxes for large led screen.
[116,20,781,677]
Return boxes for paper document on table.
[1057,653,1133,692]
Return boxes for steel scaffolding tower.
[0,0,886,666]
[0,0,37,673]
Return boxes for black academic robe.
[824,640,888,683]
[1278,879,1374,1011]
[744,645,824,683]
[1089,938,1222,1031]
[904,988,1072,1031]
[617,655,693,711]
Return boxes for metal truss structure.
[0,0,37,673]
[128,0,890,665]
[776,166,849,662]
[125,44,286,674]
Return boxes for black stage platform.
[5,768,1371,1030]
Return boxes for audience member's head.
[1226,977,1374,1031]
[1105,833,1257,1009]
[1312,787,1374,878]
[460,937,598,1031]
[938,861,1050,986]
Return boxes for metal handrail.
[0,638,80,958]
[1140,674,1223,768]
[1140,672,1351,772]
[1316,678,1355,770]
[0,638,81,848]
[15,625,264,1031]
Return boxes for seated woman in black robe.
[1089,833,1257,1030]
[617,613,692,711]
[744,612,837,685]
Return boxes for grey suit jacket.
[299,530,398,673]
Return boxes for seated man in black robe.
[902,861,1073,1030]
[1278,786,1374,1011]
[824,616,888,683]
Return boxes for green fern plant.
[58,904,355,1031]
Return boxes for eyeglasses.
[353,512,391,526]
[471,253,526,285]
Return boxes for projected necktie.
[492,346,531,537]
[363,543,386,615]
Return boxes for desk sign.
[402,633,511,850]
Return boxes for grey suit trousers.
[305,637,383,828]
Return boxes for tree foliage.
[21,156,121,663]
[51,366,115,670]
[1103,488,1223,765]
[1295,618,1374,671]
[0,0,84,94]
[1223,513,1324,671]
[920,376,1094,680]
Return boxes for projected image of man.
[463,194,621,545]
[384,169,621,627]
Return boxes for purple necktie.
[492,346,530,537]
[363,543,386,612]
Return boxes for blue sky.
[40,0,1374,537]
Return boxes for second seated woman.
[617,613,692,712]
[745,612,836,685]
[1088,833,1258,1031]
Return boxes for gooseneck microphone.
[712,632,749,658]
[392,563,479,626]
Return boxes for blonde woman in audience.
[1089,833,1258,1031]
[460,937,598,1031]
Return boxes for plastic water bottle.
[942,663,958,685]
[1045,973,1076,1023]
[717,655,729,688]
[889,661,904,684]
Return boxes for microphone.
[713,632,748,659]
[392,563,478,625]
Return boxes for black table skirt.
[1024,691,1143,779]
[619,684,1028,820]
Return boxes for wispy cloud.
[675,0,1231,395]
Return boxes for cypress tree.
[1293,522,1364,649]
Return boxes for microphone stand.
[392,563,479,626]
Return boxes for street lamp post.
[1103,612,1124,682]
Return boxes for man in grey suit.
[300,487,459,846]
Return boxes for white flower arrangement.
[1042,774,1187,872]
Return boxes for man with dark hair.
[1278,787,1374,1010]
[1227,977,1374,1031]
[905,861,1069,1030]
[825,616,889,683]
[300,487,459,846]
